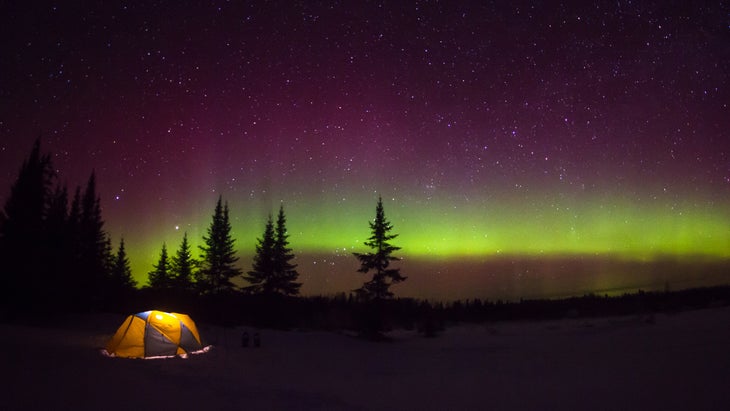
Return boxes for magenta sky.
[1,1,728,300]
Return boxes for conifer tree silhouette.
[172,232,197,291]
[110,238,136,290]
[0,139,54,309]
[244,214,276,294]
[353,196,405,300]
[148,243,172,289]
[76,172,111,305]
[244,205,301,296]
[198,196,241,294]
[1,141,122,311]
[272,204,301,295]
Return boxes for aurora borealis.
[1,1,729,300]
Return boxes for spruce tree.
[171,232,197,291]
[110,238,136,290]
[244,214,276,294]
[0,139,55,308]
[0,141,118,311]
[272,204,301,295]
[244,205,301,296]
[0,139,53,245]
[148,243,172,289]
[76,172,110,305]
[198,196,241,294]
[353,196,405,300]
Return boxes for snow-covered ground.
[2,307,730,410]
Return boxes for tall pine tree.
[272,204,301,295]
[353,196,405,300]
[0,139,55,309]
[1,141,120,311]
[244,205,301,296]
[244,214,276,294]
[198,196,241,294]
[110,238,136,290]
[172,232,197,291]
[75,172,111,306]
[148,243,172,289]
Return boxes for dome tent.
[105,310,207,359]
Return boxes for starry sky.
[1,1,729,301]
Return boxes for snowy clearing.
[2,307,730,410]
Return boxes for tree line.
[146,195,405,298]
[0,140,405,315]
[4,141,728,332]
[145,197,304,297]
[0,140,135,312]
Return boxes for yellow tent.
[105,310,205,358]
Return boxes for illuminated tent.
[105,310,205,358]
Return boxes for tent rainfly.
[104,310,207,359]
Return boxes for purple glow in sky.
[1,1,729,300]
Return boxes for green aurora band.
[111,189,730,300]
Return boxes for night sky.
[1,1,729,301]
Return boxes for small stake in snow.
[253,332,261,348]
[241,331,249,348]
